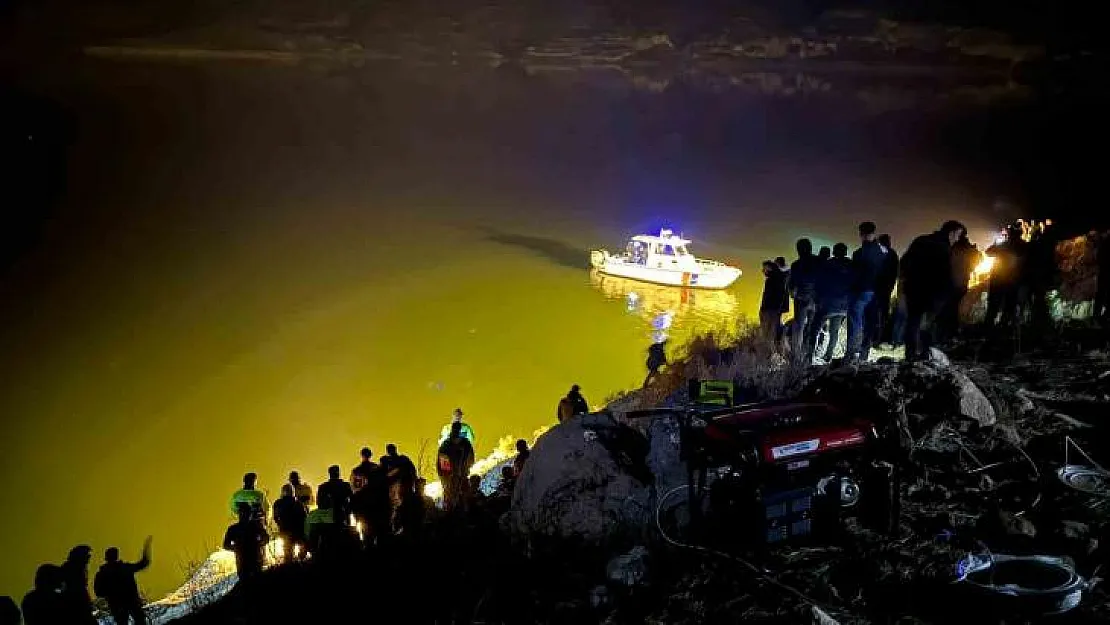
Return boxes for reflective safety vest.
[305,507,335,542]
[698,380,734,406]
[230,488,268,520]
[438,422,476,446]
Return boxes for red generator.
[681,383,900,547]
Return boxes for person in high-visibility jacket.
[229,472,269,522]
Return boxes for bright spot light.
[969,255,995,289]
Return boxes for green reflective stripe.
[230,489,266,516]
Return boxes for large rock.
[800,359,998,440]
[505,412,653,547]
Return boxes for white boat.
[589,229,741,289]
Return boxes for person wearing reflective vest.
[229,472,268,523]
[437,421,475,513]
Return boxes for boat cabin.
[626,229,697,269]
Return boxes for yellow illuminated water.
[0,61,1002,601]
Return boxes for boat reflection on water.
[589,269,741,342]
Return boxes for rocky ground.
[174,324,1110,624]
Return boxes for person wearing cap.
[439,408,476,445]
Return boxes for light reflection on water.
[589,269,743,346]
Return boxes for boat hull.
[595,260,740,289]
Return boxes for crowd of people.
[758,219,1062,364]
[4,404,542,625]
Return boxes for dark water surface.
[0,59,1027,598]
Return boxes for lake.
[0,57,1032,599]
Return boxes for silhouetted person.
[438,422,476,513]
[468,475,485,506]
[287,471,314,507]
[350,447,377,492]
[229,472,268,523]
[775,256,788,272]
[21,565,66,625]
[512,439,530,477]
[382,443,418,514]
[817,246,831,261]
[788,238,821,364]
[223,502,269,583]
[94,537,152,625]
[566,385,589,415]
[351,460,390,547]
[494,466,516,499]
[809,243,852,362]
[305,491,337,557]
[940,234,978,342]
[1097,233,1110,322]
[396,480,427,539]
[847,221,885,362]
[556,394,575,422]
[1025,227,1056,330]
[985,225,1026,331]
[61,545,96,625]
[901,221,966,361]
[272,485,308,563]
[759,260,789,345]
[644,340,668,387]
[1,596,21,625]
[317,465,354,526]
[875,234,899,344]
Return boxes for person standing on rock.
[350,447,377,493]
[759,260,789,346]
[788,238,821,364]
[93,537,152,625]
[287,471,314,507]
[808,243,852,362]
[223,502,269,583]
[644,339,668,387]
[512,439,531,477]
[566,385,589,415]
[272,485,308,563]
[437,421,475,513]
[60,545,97,625]
[847,221,885,363]
[900,220,966,361]
[317,465,354,526]
[229,472,268,524]
[875,234,899,344]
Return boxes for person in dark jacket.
[0,596,19,625]
[900,220,966,361]
[809,243,853,362]
[21,565,66,625]
[644,340,668,387]
[438,422,475,513]
[93,537,152,625]
[566,385,589,415]
[272,484,308,563]
[817,246,831,261]
[513,439,531,477]
[223,503,269,583]
[317,465,354,526]
[788,238,822,363]
[939,234,979,342]
[875,234,899,344]
[847,221,886,362]
[350,447,377,492]
[759,260,789,345]
[60,545,97,625]
[350,462,390,547]
[1024,226,1057,330]
[984,225,1026,331]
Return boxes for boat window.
[675,245,688,256]
[661,245,675,256]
